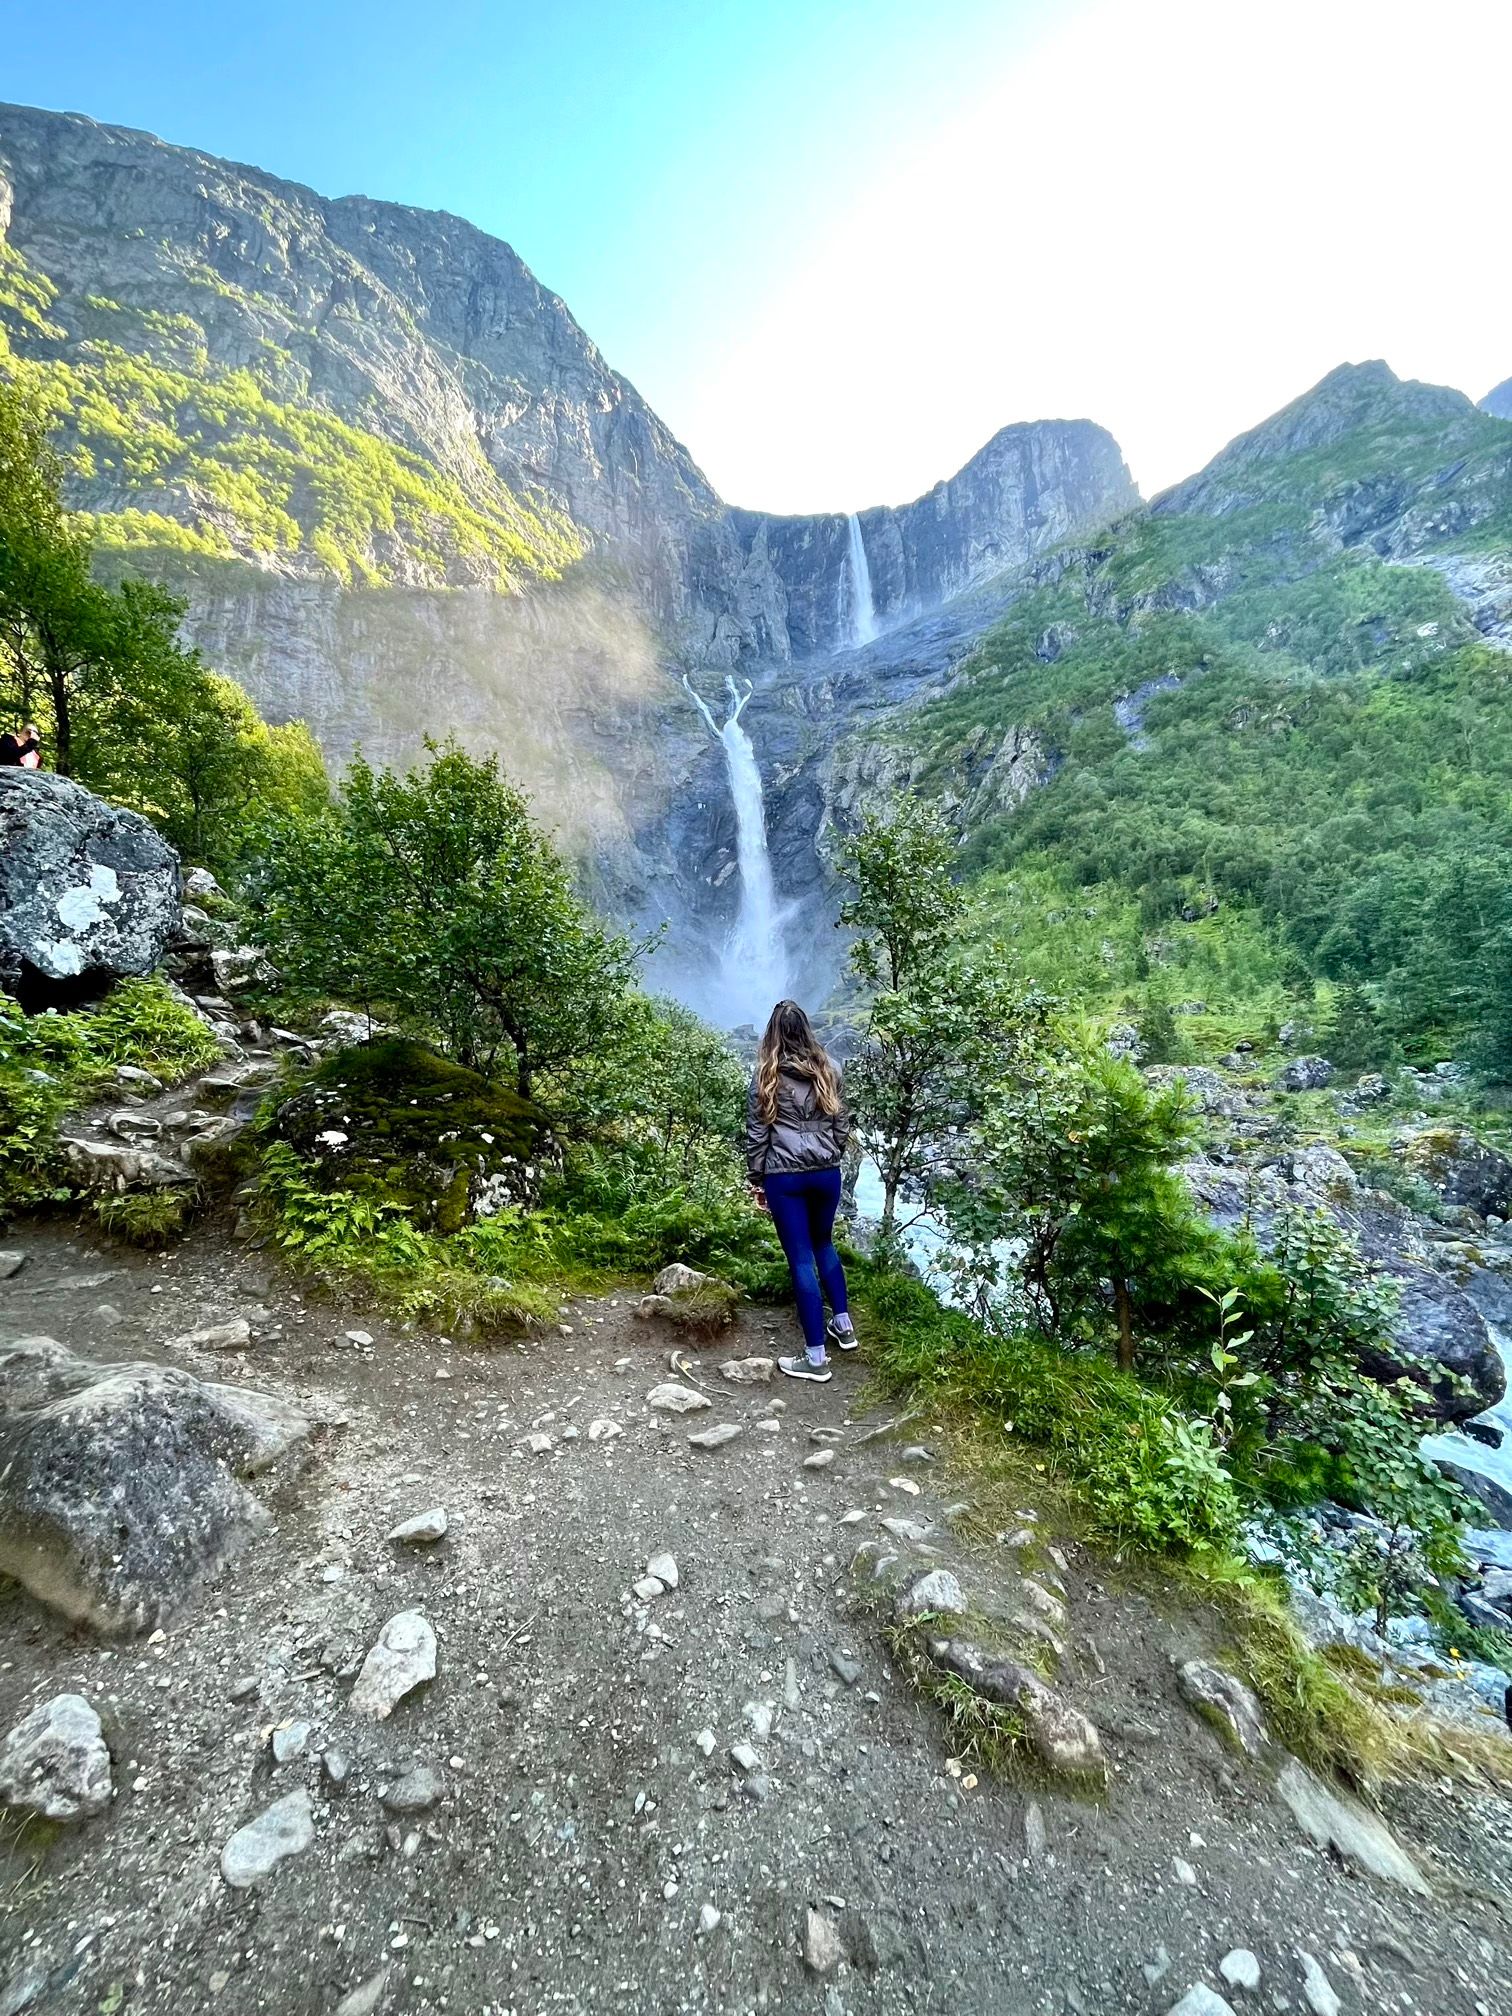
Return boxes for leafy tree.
[258,742,643,1096]
[947,1048,1205,1365]
[839,798,962,990]
[1136,996,1179,1064]
[564,994,747,1194]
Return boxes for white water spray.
[683,674,790,1026]
[845,512,878,647]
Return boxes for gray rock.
[1023,1801,1047,1860]
[829,1649,863,1685]
[931,1641,1105,1780]
[1165,1992,1236,2016]
[1297,1953,1340,2016]
[803,1449,836,1469]
[1277,1056,1334,1092]
[646,1383,711,1414]
[55,1135,199,1193]
[0,771,181,1004]
[894,1568,967,1619]
[350,1609,437,1719]
[0,1252,24,1281]
[646,1551,678,1588]
[166,1319,252,1351]
[380,1764,445,1814]
[220,1787,315,1888]
[802,1907,846,1976]
[322,1748,351,1790]
[1177,1660,1268,1756]
[270,1720,311,1764]
[652,1263,714,1295]
[332,1971,389,2016]
[387,1507,449,1545]
[0,1963,49,2016]
[0,1693,112,1821]
[688,1422,743,1450]
[1394,1123,1512,1217]
[880,1517,932,1543]
[719,1357,774,1385]
[1219,1950,1260,1991]
[0,1334,308,1633]
[1275,1758,1428,1892]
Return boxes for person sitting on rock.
[745,998,857,1381]
[0,722,41,768]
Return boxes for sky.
[6,0,1511,510]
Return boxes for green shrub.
[859,1266,1240,1555]
[92,1190,192,1246]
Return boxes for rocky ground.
[2,1218,1511,2016]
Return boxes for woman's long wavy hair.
[755,999,841,1123]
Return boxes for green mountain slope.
[883,363,1512,1064]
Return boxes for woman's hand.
[748,1183,769,1214]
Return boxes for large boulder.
[1184,1156,1505,1421]
[1392,1125,1512,1220]
[0,771,180,1006]
[270,1037,552,1231]
[0,1335,308,1633]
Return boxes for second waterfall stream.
[683,674,791,1027]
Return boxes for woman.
[745,1000,856,1382]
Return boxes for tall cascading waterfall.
[683,674,790,1027]
[845,512,879,647]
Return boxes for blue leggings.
[764,1165,849,1357]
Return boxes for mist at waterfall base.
[677,675,796,1030]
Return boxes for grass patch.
[0,979,221,1212]
[91,1190,193,1247]
[855,1263,1240,1556]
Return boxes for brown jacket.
[745,1066,850,1182]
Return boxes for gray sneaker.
[827,1317,859,1352]
[779,1354,833,1383]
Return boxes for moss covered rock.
[270,1039,551,1233]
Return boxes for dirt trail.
[1,1219,1509,2016]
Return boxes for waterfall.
[683,674,789,1026]
[845,512,879,647]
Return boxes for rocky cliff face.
[0,102,1136,675]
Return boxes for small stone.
[0,1693,112,1822]
[350,1609,437,1720]
[838,1508,867,1525]
[803,1449,836,1469]
[744,1700,774,1739]
[720,1357,774,1385]
[270,1720,311,1764]
[1219,1950,1260,1992]
[333,1970,389,2016]
[688,1422,743,1449]
[887,1476,921,1496]
[880,1517,931,1543]
[1141,1946,1171,1987]
[345,1330,374,1346]
[633,1576,667,1601]
[698,1902,721,1936]
[728,1743,760,1773]
[0,1252,26,1280]
[754,1418,781,1435]
[647,1383,711,1414]
[1164,1992,1236,2016]
[647,1551,679,1588]
[381,1764,445,1814]
[387,1507,449,1545]
[695,1728,716,1757]
[803,1906,846,1976]
[1297,1954,1340,2016]
[1275,1758,1428,1893]
[587,1417,622,1441]
[1023,1801,1047,1861]
[829,1650,863,1686]
[1178,1660,1268,1757]
[894,1568,967,1618]
[166,1318,251,1351]
[220,1788,314,1888]
[524,1431,553,1454]
[1173,1857,1198,1886]
[322,1748,351,1790]
[898,1444,934,1463]
[230,1674,259,1703]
